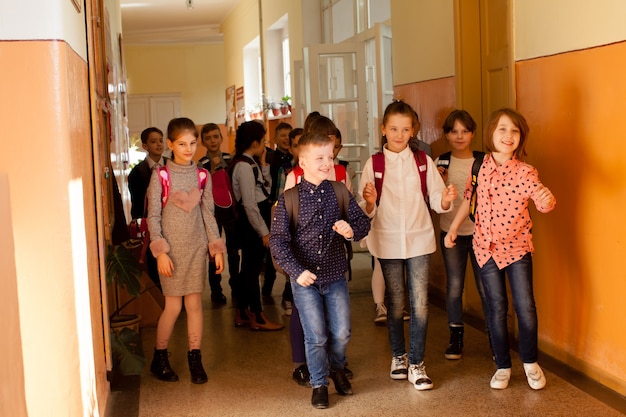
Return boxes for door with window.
[304,42,368,191]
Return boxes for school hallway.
[106,252,626,417]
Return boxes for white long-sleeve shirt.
[358,145,452,259]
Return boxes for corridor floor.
[111,252,625,416]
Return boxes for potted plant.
[281,95,291,114]
[271,101,282,117]
[106,242,147,375]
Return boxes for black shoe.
[344,366,353,380]
[211,292,227,304]
[329,368,353,395]
[292,364,311,387]
[150,348,179,382]
[187,349,208,384]
[311,386,329,409]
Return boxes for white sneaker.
[523,362,546,390]
[389,354,408,379]
[374,303,387,324]
[408,362,433,390]
[490,368,511,389]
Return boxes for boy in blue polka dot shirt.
[270,132,371,409]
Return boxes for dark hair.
[200,122,221,138]
[167,118,198,142]
[484,108,529,160]
[303,111,322,133]
[382,100,419,128]
[140,127,163,144]
[306,115,339,137]
[298,131,334,149]
[234,121,266,156]
[289,127,304,146]
[442,110,477,134]
[274,122,292,136]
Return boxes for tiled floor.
[107,252,626,416]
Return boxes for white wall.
[0,1,88,60]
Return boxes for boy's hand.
[296,270,317,287]
[157,253,174,277]
[332,220,354,240]
[262,234,270,248]
[438,166,449,183]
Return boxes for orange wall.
[517,41,626,394]
[0,40,108,416]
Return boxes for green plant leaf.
[105,244,142,297]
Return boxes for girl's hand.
[332,220,354,240]
[214,253,225,274]
[262,234,270,248]
[536,184,555,208]
[362,181,377,212]
[441,184,458,209]
[157,253,174,277]
[296,270,317,287]
[443,231,457,248]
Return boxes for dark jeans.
[479,253,538,368]
[440,231,487,325]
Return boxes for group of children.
[128,100,555,409]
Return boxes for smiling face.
[381,114,414,153]
[168,130,198,165]
[298,142,335,186]
[445,120,474,153]
[275,128,291,153]
[491,114,520,158]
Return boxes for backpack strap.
[157,166,170,208]
[157,166,208,208]
[372,152,385,206]
[283,187,299,234]
[334,164,347,184]
[469,152,486,222]
[413,149,428,202]
[436,151,452,170]
[372,149,428,205]
[329,180,353,279]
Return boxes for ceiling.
[120,0,241,44]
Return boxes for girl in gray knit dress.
[147,117,226,384]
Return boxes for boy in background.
[128,127,165,290]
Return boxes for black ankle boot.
[187,349,208,384]
[445,324,464,360]
[150,348,179,382]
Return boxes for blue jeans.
[379,255,430,365]
[440,232,488,325]
[291,278,351,388]
[479,253,538,368]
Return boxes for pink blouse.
[464,155,556,268]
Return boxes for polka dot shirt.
[464,155,556,269]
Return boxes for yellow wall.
[517,41,626,395]
[389,0,455,84]
[222,0,260,91]
[124,43,227,124]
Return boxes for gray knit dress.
[147,160,225,296]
